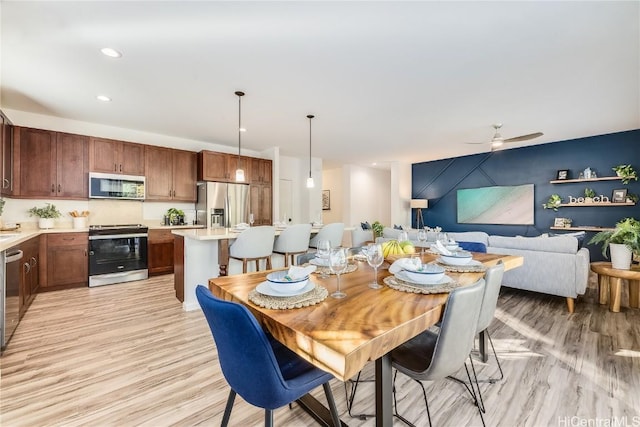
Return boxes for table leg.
[609,277,622,312]
[375,354,393,427]
[598,275,609,305]
[629,280,640,308]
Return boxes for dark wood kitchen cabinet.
[89,137,145,176]
[249,158,272,184]
[13,127,88,199]
[249,183,272,225]
[20,236,40,316]
[148,229,175,276]
[1,110,14,196]
[145,146,196,202]
[198,150,253,183]
[42,233,88,289]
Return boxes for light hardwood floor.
[1,274,639,426]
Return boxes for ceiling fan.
[466,124,543,150]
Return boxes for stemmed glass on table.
[316,239,331,279]
[366,243,384,289]
[329,247,348,299]
[417,229,427,254]
[249,213,255,227]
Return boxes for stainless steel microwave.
[89,172,145,200]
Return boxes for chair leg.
[266,256,272,270]
[242,259,248,273]
[284,253,290,267]
[221,389,236,427]
[264,409,273,427]
[322,382,342,427]
[464,359,486,427]
[343,371,374,419]
[486,330,504,383]
[392,370,427,427]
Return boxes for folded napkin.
[389,258,422,275]
[434,240,453,256]
[285,265,317,280]
[312,222,323,227]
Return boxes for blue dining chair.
[195,285,341,427]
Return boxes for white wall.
[322,167,343,224]
[391,161,412,227]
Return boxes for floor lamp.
[410,199,428,229]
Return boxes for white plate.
[395,271,452,286]
[256,281,315,297]
[309,257,330,267]
[437,258,482,267]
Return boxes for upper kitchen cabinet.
[197,150,252,183]
[145,146,197,202]
[1,110,14,196]
[249,158,272,184]
[13,127,88,199]
[89,137,145,176]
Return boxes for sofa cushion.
[488,234,578,254]
[549,231,586,248]
[446,232,490,247]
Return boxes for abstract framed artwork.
[457,184,535,225]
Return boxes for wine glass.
[249,213,255,227]
[316,239,331,279]
[329,247,348,299]
[366,243,384,289]
[417,229,427,254]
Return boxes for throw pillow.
[549,231,586,248]
[361,221,372,230]
[393,224,403,230]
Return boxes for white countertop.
[0,227,89,251]
[171,227,244,241]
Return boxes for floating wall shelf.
[550,226,615,232]
[549,176,622,184]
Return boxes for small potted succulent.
[543,194,562,211]
[28,203,62,229]
[612,164,638,184]
[584,188,596,203]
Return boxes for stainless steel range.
[88,224,148,287]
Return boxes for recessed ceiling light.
[101,47,122,58]
[239,127,247,132]
[96,95,111,102]
[372,162,377,166]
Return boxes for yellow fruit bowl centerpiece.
[382,239,415,257]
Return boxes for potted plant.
[589,217,640,270]
[612,164,638,184]
[28,203,62,229]
[626,193,638,204]
[371,221,384,238]
[543,194,562,211]
[584,188,596,203]
[166,208,185,225]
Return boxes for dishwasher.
[1,248,23,351]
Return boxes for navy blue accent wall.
[412,129,640,261]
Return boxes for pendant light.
[306,114,315,188]
[235,91,245,182]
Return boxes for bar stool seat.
[273,224,312,268]
[229,226,276,274]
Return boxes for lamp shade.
[410,199,428,209]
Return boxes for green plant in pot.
[612,164,638,184]
[166,208,185,225]
[589,217,640,270]
[543,194,562,211]
[584,188,596,203]
[28,203,62,229]
[371,221,384,238]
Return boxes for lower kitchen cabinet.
[148,229,175,276]
[19,235,40,316]
[42,232,88,289]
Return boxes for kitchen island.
[171,226,344,311]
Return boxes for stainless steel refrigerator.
[196,182,250,228]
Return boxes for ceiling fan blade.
[504,132,543,143]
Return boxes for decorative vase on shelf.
[38,218,55,229]
[609,243,632,270]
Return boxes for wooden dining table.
[208,251,523,427]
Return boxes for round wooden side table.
[590,262,640,312]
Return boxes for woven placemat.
[305,263,359,276]
[433,261,487,273]
[249,285,328,309]
[383,275,461,294]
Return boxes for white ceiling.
[1,1,638,169]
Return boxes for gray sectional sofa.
[447,231,589,313]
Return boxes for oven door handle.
[89,233,148,240]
